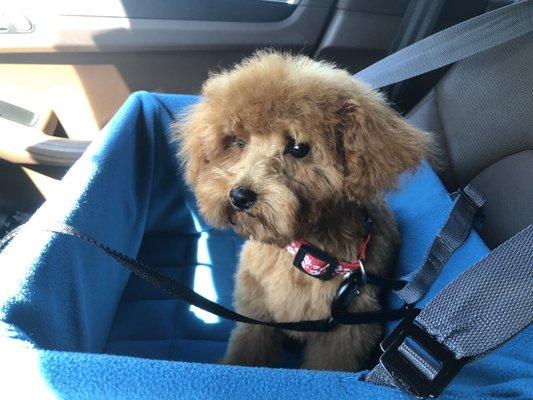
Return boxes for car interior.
[3,0,526,250]
[0,1,531,398]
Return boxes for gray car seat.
[407,32,532,249]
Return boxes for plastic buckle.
[293,244,339,281]
[379,309,468,399]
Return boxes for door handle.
[0,101,90,166]
[0,11,33,34]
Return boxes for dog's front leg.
[223,323,281,367]
[301,324,382,372]
[223,267,282,367]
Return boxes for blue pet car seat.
[1,4,532,398]
[0,91,531,399]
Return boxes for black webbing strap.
[0,186,483,332]
[0,223,405,332]
[366,273,406,291]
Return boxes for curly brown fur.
[176,51,430,371]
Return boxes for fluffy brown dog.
[177,51,429,371]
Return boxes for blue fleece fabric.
[0,92,531,399]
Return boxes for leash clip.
[331,268,367,316]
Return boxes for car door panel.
[0,0,484,217]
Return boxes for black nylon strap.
[49,225,334,333]
[332,304,412,325]
[0,182,480,333]
[0,223,405,332]
[366,273,407,291]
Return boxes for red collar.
[286,210,372,280]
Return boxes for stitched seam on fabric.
[470,148,533,182]
[151,94,176,120]
[434,83,458,189]
[101,91,158,349]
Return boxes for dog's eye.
[235,138,246,149]
[285,139,310,158]
[224,135,246,151]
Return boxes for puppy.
[177,51,429,371]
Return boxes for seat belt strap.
[355,0,533,89]
[395,184,485,304]
[366,225,533,399]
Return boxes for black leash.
[0,187,482,334]
[0,223,409,333]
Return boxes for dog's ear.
[175,102,211,189]
[339,89,430,201]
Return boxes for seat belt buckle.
[379,309,468,399]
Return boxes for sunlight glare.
[188,209,220,324]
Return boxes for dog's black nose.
[229,187,257,210]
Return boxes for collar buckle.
[292,244,339,281]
